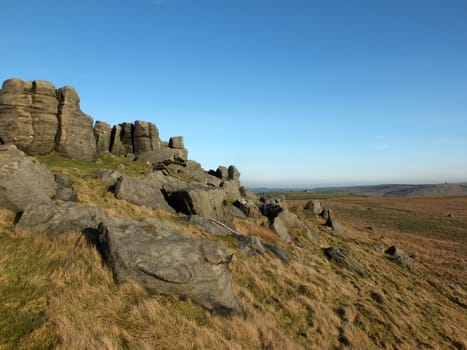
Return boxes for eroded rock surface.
[97,217,244,315]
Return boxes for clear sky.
[1,0,466,187]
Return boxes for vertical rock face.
[169,136,184,149]
[55,86,96,160]
[120,122,134,155]
[0,78,59,155]
[133,120,160,154]
[94,121,112,154]
[110,125,124,156]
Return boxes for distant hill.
[312,182,467,197]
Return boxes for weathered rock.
[16,201,105,239]
[95,169,122,189]
[55,86,96,160]
[236,234,265,257]
[120,122,134,155]
[263,244,295,264]
[324,247,366,277]
[113,172,186,212]
[385,246,415,269]
[54,174,77,201]
[210,166,228,181]
[168,161,222,187]
[239,186,258,201]
[97,217,243,315]
[321,208,333,221]
[94,121,112,154]
[183,215,234,236]
[169,136,184,149]
[325,212,344,234]
[0,78,59,155]
[137,148,188,166]
[110,125,125,156]
[270,215,292,242]
[221,180,242,200]
[233,198,262,218]
[304,200,323,215]
[133,120,160,154]
[0,145,56,213]
[228,165,240,182]
[165,186,234,228]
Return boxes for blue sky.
[1,0,466,187]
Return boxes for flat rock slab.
[97,217,243,315]
[16,201,105,239]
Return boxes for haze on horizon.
[1,0,466,187]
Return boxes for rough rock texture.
[168,161,222,187]
[236,235,265,257]
[165,186,234,228]
[324,247,366,277]
[95,169,122,189]
[113,172,186,212]
[16,201,105,239]
[0,78,59,155]
[305,200,323,215]
[94,121,112,154]
[183,215,233,236]
[210,166,228,181]
[221,180,242,200]
[169,136,184,149]
[120,122,134,155]
[54,174,77,201]
[385,246,415,270]
[97,217,243,315]
[233,198,262,218]
[0,145,56,213]
[133,120,160,154]
[228,165,240,183]
[325,211,344,235]
[263,244,295,264]
[110,125,125,156]
[55,86,96,160]
[137,148,188,166]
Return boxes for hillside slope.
[1,155,466,350]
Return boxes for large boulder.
[165,186,234,228]
[304,200,323,215]
[0,145,56,213]
[133,120,160,154]
[94,121,112,154]
[55,86,96,160]
[97,217,243,315]
[113,171,186,212]
[16,201,105,239]
[0,78,59,155]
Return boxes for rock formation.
[97,217,244,315]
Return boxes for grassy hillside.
[1,156,466,349]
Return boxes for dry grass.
[1,157,467,349]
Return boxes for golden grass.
[1,157,466,349]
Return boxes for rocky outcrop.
[0,144,56,213]
[16,201,105,239]
[113,171,185,212]
[0,78,186,162]
[137,148,188,166]
[0,79,59,155]
[94,121,112,154]
[97,217,243,315]
[133,120,160,154]
[165,186,234,228]
[55,86,96,160]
